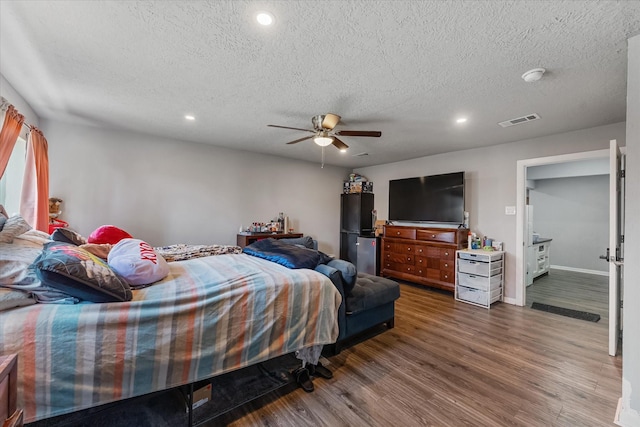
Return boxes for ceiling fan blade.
[268,124,315,133]
[332,137,349,150]
[286,135,314,145]
[322,113,341,130]
[335,130,382,137]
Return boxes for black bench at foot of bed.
[315,267,401,355]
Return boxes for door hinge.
[621,235,624,243]
[620,170,625,178]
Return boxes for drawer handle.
[444,263,448,268]
[445,252,449,256]
[432,234,436,238]
[407,267,411,271]
[407,248,411,251]
[397,231,400,235]
[419,259,423,263]
[444,274,448,279]
[418,249,423,253]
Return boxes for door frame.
[515,149,610,306]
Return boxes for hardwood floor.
[215,282,621,426]
[526,268,609,327]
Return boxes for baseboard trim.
[502,296,518,306]
[550,265,609,277]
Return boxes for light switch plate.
[505,206,516,215]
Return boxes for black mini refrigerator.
[339,193,375,266]
[356,235,380,276]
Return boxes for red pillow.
[88,225,132,245]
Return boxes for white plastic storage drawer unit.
[457,285,502,306]
[455,249,505,309]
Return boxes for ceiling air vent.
[353,152,369,157]
[498,113,541,128]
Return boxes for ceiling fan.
[268,113,381,150]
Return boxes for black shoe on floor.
[293,367,314,392]
[309,362,333,379]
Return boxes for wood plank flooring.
[526,269,609,327]
[215,281,621,427]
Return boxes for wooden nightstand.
[0,354,22,427]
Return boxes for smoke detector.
[522,68,546,83]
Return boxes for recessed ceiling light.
[456,117,467,124]
[522,68,546,83]
[185,115,195,121]
[256,12,274,26]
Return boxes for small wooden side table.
[237,232,303,248]
[0,354,22,427]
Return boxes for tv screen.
[388,172,465,223]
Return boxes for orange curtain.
[0,105,25,178]
[20,127,49,232]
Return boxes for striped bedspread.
[0,254,341,423]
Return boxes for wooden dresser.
[0,354,22,427]
[381,225,468,292]
[236,232,303,248]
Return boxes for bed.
[0,241,341,423]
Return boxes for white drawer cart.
[455,249,505,309]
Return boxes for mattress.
[0,253,340,422]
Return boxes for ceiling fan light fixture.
[314,135,334,147]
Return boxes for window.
[0,136,26,216]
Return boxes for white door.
[608,139,623,356]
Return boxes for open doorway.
[515,143,624,355]
[524,164,610,325]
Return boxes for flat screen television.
[388,172,465,224]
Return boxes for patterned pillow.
[31,241,132,303]
[0,215,31,243]
[52,228,87,246]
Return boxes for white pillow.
[0,288,35,312]
[0,238,77,303]
[0,215,31,243]
[107,238,169,287]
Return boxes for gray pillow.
[328,259,357,296]
[0,215,31,243]
[278,236,315,249]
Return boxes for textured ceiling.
[1,1,639,168]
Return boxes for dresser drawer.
[440,270,454,283]
[440,248,455,259]
[385,261,415,273]
[458,259,502,277]
[416,229,456,243]
[0,375,8,422]
[384,252,414,264]
[440,259,454,271]
[393,243,415,254]
[385,226,416,240]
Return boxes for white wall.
[0,74,39,128]
[354,121,626,300]
[43,120,350,253]
[620,33,640,427]
[529,175,608,273]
